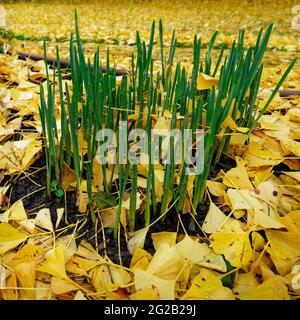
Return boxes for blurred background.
[1,0,299,71]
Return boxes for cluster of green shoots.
[39,13,295,234]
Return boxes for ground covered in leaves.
[0,0,300,300]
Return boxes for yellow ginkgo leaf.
[9,244,44,266]
[69,256,98,273]
[238,277,289,300]
[219,219,245,233]
[76,240,105,263]
[130,248,152,270]
[11,88,36,101]
[251,180,281,207]
[282,171,300,183]
[202,202,228,234]
[266,230,300,260]
[56,234,77,263]
[100,208,116,228]
[279,174,300,197]
[267,247,297,276]
[134,268,175,300]
[222,115,248,133]
[3,200,27,222]
[65,241,104,275]
[0,222,28,255]
[90,259,131,292]
[65,256,89,276]
[253,166,273,185]
[51,277,78,295]
[232,209,246,219]
[287,107,300,122]
[1,272,18,300]
[233,272,258,295]
[279,195,300,214]
[151,232,177,250]
[90,264,116,292]
[227,188,263,210]
[61,163,77,191]
[137,157,165,201]
[251,231,266,251]
[227,133,248,158]
[20,139,42,171]
[281,139,300,157]
[90,265,110,293]
[223,165,253,190]
[222,115,238,130]
[109,265,132,288]
[209,232,252,268]
[127,227,149,255]
[278,210,300,233]
[283,159,300,171]
[197,73,218,90]
[176,237,208,262]
[206,180,226,197]
[16,219,35,234]
[36,245,68,279]
[176,235,226,272]
[245,142,283,167]
[146,244,185,280]
[130,287,160,300]
[14,261,36,300]
[181,268,235,300]
[34,208,53,232]
[55,208,64,230]
[252,209,285,229]
[8,244,43,299]
[74,291,87,300]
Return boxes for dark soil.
[4,152,234,268]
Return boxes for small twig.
[6,49,130,76]
[279,90,300,97]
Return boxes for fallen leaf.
[210,231,252,268]
[227,188,263,210]
[130,248,152,270]
[181,268,235,300]
[238,277,289,300]
[130,287,160,300]
[278,210,300,233]
[176,235,227,272]
[134,268,175,300]
[0,222,28,254]
[51,277,78,295]
[146,244,185,280]
[197,73,218,90]
[266,230,300,260]
[35,208,53,232]
[127,227,149,255]
[36,245,68,279]
[2,200,27,222]
[151,232,177,250]
[202,202,228,234]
